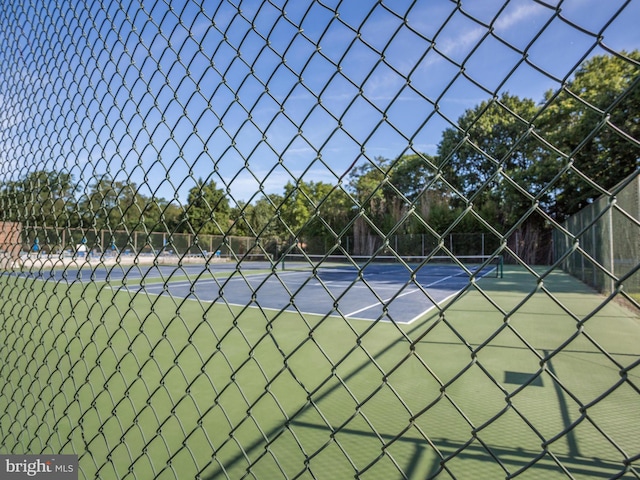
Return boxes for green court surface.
[1,266,638,479]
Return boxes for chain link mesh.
[1,1,639,479]
[555,174,640,295]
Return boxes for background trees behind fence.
[1,52,637,265]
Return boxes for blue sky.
[1,0,639,205]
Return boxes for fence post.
[608,202,615,294]
[592,204,597,288]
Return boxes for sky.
[0,0,639,206]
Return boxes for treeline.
[1,52,638,263]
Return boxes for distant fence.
[16,227,501,261]
[555,172,640,295]
[16,227,279,260]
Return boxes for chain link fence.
[1,1,639,479]
[7,226,501,260]
[555,172,640,296]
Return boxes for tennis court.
[14,255,502,323]
[1,1,638,478]
[2,261,637,479]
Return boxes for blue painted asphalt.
[6,262,496,323]
[135,270,469,323]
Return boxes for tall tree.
[437,93,541,228]
[347,154,443,254]
[279,180,352,253]
[79,176,182,234]
[538,50,640,218]
[79,177,125,230]
[436,94,548,263]
[0,170,77,226]
[234,194,287,239]
[182,179,230,235]
[348,157,392,252]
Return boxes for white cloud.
[494,2,547,31]
[438,27,485,58]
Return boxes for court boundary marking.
[108,269,480,324]
[11,265,495,324]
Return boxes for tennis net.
[279,254,504,279]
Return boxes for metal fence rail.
[1,1,639,479]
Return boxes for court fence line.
[554,172,640,296]
[0,1,638,479]
[9,227,505,260]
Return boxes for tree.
[433,52,639,263]
[437,93,541,227]
[252,195,287,238]
[435,94,551,263]
[182,179,230,235]
[301,183,353,253]
[538,50,640,218]
[348,157,394,254]
[79,177,126,230]
[386,153,446,236]
[139,196,182,234]
[0,170,78,227]
[232,194,287,239]
[279,180,353,253]
[79,177,180,233]
[347,153,453,254]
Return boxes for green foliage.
[279,180,353,251]
[78,176,181,233]
[0,170,77,226]
[347,154,442,237]
[182,179,230,235]
[436,51,639,224]
[539,50,640,217]
[438,93,541,229]
[2,52,635,260]
[229,194,286,238]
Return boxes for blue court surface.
[10,259,499,323]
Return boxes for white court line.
[109,268,493,324]
[403,290,461,324]
[344,287,421,318]
[343,273,457,319]
[108,270,311,292]
[365,267,497,324]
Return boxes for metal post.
[608,202,615,294]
